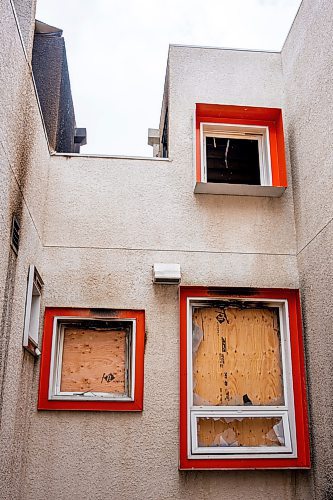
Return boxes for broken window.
[180,288,310,469]
[38,308,145,411]
[194,104,288,196]
[201,123,271,186]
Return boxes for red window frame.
[179,287,310,470]
[195,103,287,187]
[38,307,145,411]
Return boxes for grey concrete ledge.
[51,152,171,161]
[169,43,281,54]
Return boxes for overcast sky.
[36,0,302,157]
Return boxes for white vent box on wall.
[152,263,181,284]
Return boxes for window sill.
[194,182,285,197]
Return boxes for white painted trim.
[49,316,136,402]
[23,265,43,348]
[200,122,272,186]
[191,411,293,457]
[186,296,297,460]
[22,265,34,347]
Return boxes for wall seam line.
[296,216,333,257]
[42,244,296,256]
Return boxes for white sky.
[36,0,302,156]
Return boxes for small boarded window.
[38,308,145,411]
[57,320,132,399]
[179,288,310,469]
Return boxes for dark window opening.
[162,108,168,158]
[206,137,261,185]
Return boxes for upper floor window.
[195,104,287,197]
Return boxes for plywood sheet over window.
[192,306,284,406]
[60,326,127,395]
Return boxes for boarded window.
[60,325,128,396]
[38,308,145,411]
[50,319,134,400]
[192,306,284,407]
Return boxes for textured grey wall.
[12,0,37,58]
[282,0,333,498]
[0,1,49,499]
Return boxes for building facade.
[0,0,332,498]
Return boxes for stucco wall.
[282,0,333,498]
[12,0,37,58]
[2,0,331,498]
[22,48,303,500]
[0,1,49,499]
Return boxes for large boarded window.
[38,308,145,411]
[192,306,284,407]
[180,288,310,470]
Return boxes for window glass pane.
[192,305,284,406]
[197,416,285,448]
[60,321,130,396]
[206,137,260,184]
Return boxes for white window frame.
[187,297,297,460]
[49,317,136,402]
[23,264,43,350]
[200,122,272,186]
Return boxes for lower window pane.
[197,416,285,448]
[60,322,130,396]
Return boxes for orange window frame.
[38,307,145,411]
[179,287,310,470]
[196,103,287,187]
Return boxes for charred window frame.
[38,308,145,411]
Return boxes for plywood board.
[60,327,127,394]
[193,306,284,406]
[197,416,284,447]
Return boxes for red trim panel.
[38,307,145,411]
[179,287,310,470]
[195,103,287,187]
